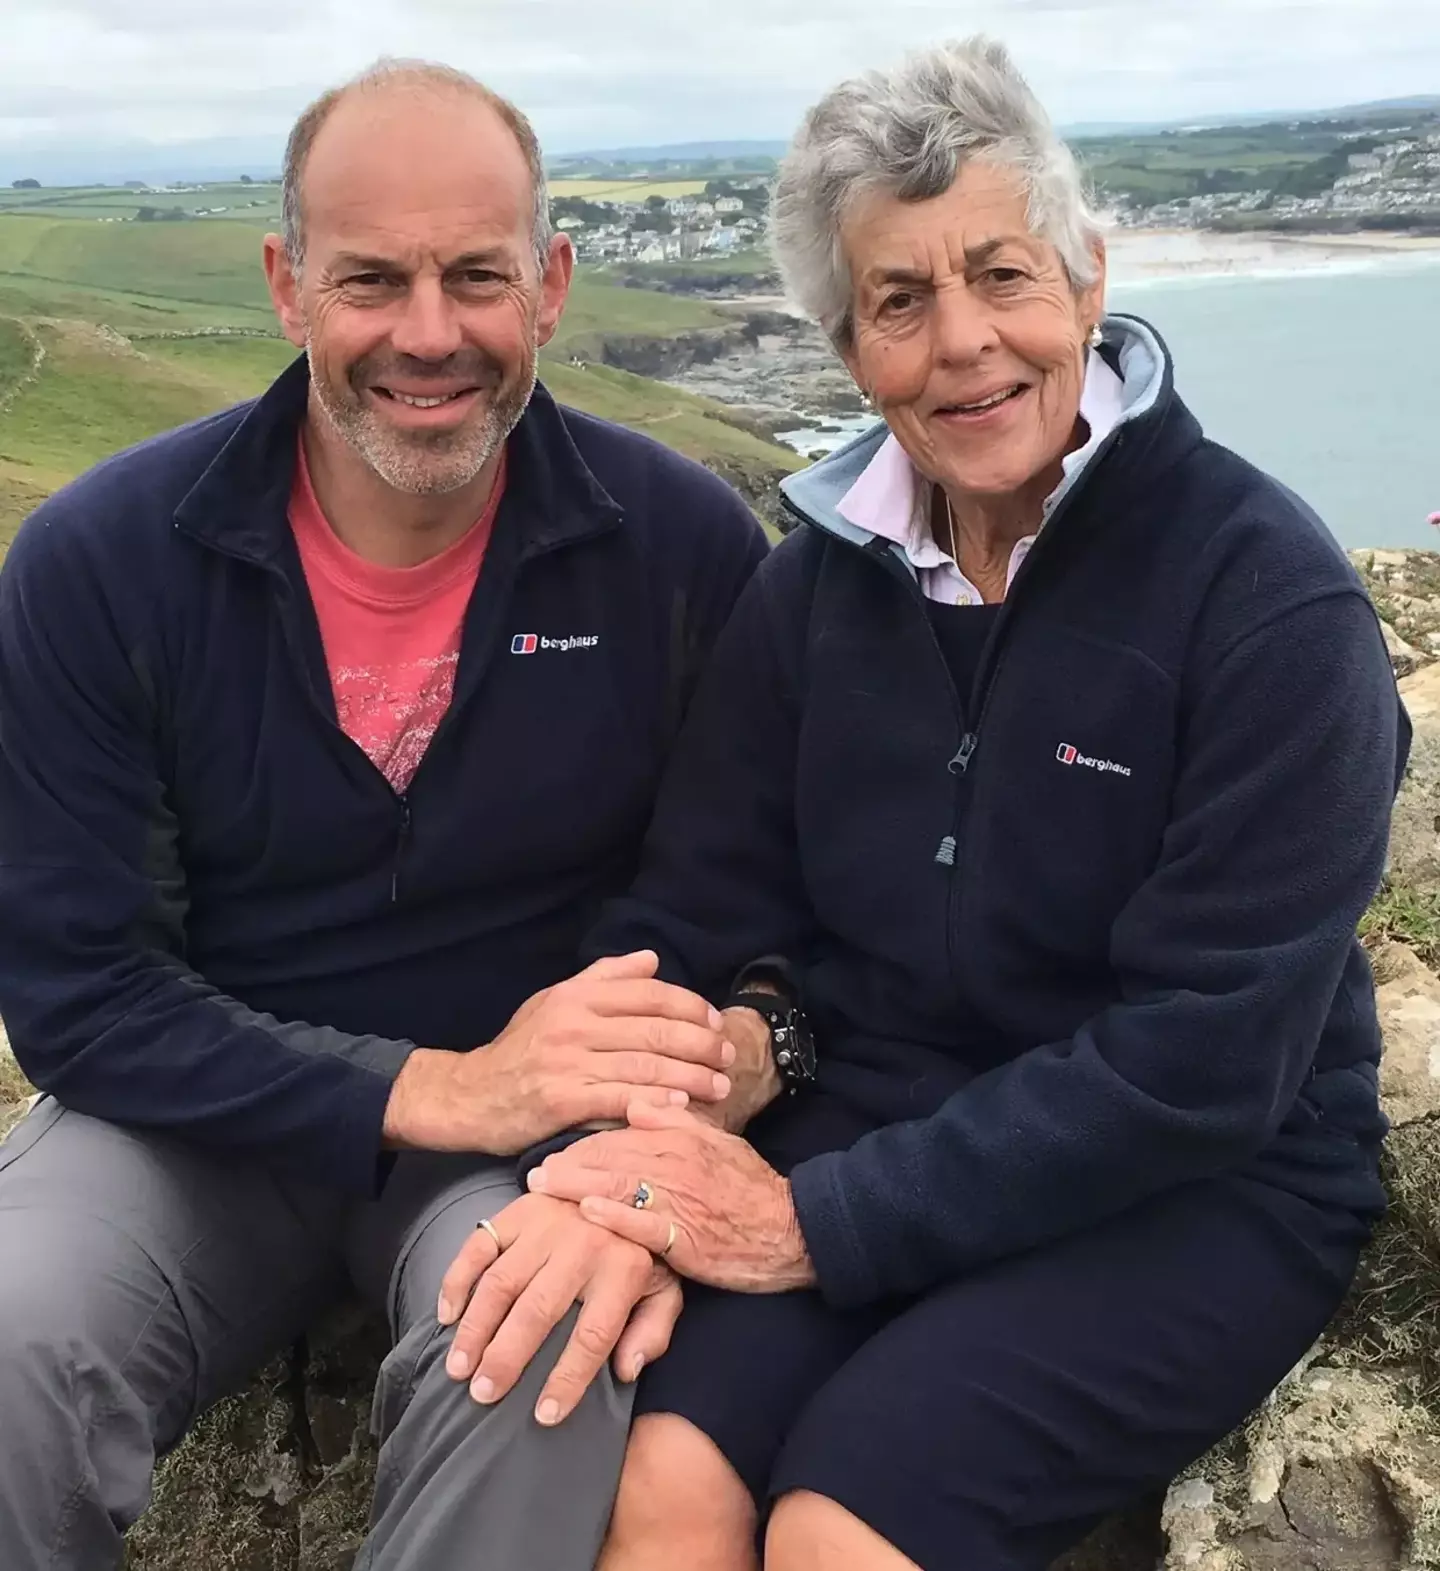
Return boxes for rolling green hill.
[0,214,797,545]
[0,214,730,341]
[0,317,35,392]
[0,215,271,311]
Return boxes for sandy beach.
[728,228,1440,316]
[1105,226,1440,285]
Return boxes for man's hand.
[382,951,735,1154]
[435,1192,683,1426]
[694,1005,781,1133]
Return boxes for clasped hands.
[422,951,807,1427]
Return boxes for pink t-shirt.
[289,442,505,792]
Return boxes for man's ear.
[534,233,576,351]
[263,234,307,349]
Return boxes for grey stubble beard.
[305,332,539,497]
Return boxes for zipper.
[851,540,975,873]
[781,427,1128,974]
[197,532,562,912]
[391,794,412,903]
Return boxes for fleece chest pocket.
[964,626,1177,967]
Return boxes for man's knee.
[0,1213,153,1388]
[375,1300,625,1441]
[0,1209,191,1546]
[605,1414,756,1563]
[366,1310,634,1570]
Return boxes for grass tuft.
[1360,880,1440,969]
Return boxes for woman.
[528,37,1408,1571]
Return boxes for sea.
[775,252,1440,552]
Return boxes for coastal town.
[548,176,771,264]
[1111,118,1440,233]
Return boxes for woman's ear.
[1079,235,1108,333]
[838,341,867,402]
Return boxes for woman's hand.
[527,1101,817,1294]
[436,1192,682,1425]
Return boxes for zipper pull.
[934,836,958,867]
[948,733,978,775]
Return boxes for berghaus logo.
[1056,743,1132,778]
[510,633,601,654]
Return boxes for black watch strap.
[721,988,817,1092]
[728,954,801,1006]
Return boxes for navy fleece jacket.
[0,357,768,1194]
[588,316,1409,1310]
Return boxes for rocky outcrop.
[1353,550,1440,663]
[1385,662,1440,893]
[1160,1366,1440,1571]
[0,1023,34,1140]
[1353,550,1440,891]
[576,309,800,379]
[604,266,784,299]
[1155,934,1440,1571]
[699,452,793,534]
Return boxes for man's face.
[265,87,572,496]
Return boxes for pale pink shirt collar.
[835,353,1127,606]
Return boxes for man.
[0,60,769,1570]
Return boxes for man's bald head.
[281,59,552,276]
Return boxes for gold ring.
[660,1220,677,1258]
[631,1181,656,1210]
[476,1217,502,1251]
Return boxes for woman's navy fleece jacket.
[587,317,1412,1311]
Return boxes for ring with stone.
[631,1180,656,1210]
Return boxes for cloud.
[0,0,1435,158]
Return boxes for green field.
[0,213,796,546]
[0,317,35,393]
[548,178,707,202]
[0,215,730,340]
[0,215,274,312]
[0,183,281,225]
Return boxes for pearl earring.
[1087,323,1104,349]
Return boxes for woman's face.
[840,161,1106,505]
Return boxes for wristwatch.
[721,987,818,1094]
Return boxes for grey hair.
[281,58,552,277]
[769,36,1103,346]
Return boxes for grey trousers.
[0,1098,633,1570]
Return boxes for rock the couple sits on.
[0,34,1409,1571]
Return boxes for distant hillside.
[12,94,1436,188]
[1065,95,1440,141]
[551,140,788,165]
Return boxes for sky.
[2,0,1437,177]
